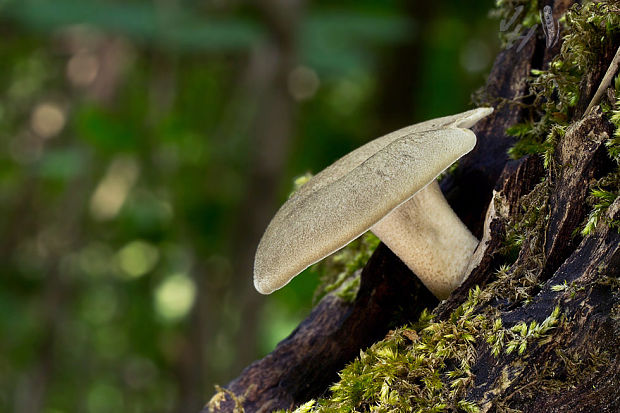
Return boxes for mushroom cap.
[254,107,493,294]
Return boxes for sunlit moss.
[486,306,560,357]
[288,287,562,412]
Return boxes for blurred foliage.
[0,0,497,411]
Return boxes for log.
[203,0,620,411]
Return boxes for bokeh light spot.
[459,39,491,74]
[82,285,118,325]
[117,240,159,279]
[67,51,99,87]
[154,273,196,322]
[30,102,66,139]
[89,155,139,221]
[86,383,124,413]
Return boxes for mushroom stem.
[370,180,478,300]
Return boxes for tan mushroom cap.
[254,107,493,294]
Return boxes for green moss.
[485,306,560,357]
[550,280,586,299]
[313,288,488,412]
[285,285,562,413]
[312,232,380,304]
[501,1,620,236]
[532,2,620,114]
[507,123,565,169]
[507,1,620,160]
[207,385,246,413]
[581,183,619,235]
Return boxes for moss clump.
[309,289,489,412]
[507,1,620,163]
[485,306,560,357]
[581,182,620,235]
[550,279,586,299]
[284,286,561,413]
[312,232,380,304]
[531,1,620,115]
[503,1,620,237]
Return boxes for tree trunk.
[202,1,620,411]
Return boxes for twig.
[585,45,620,115]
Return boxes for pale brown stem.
[370,181,479,299]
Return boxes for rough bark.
[470,197,620,413]
[203,1,620,411]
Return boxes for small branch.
[585,45,620,115]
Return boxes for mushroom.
[254,107,493,299]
